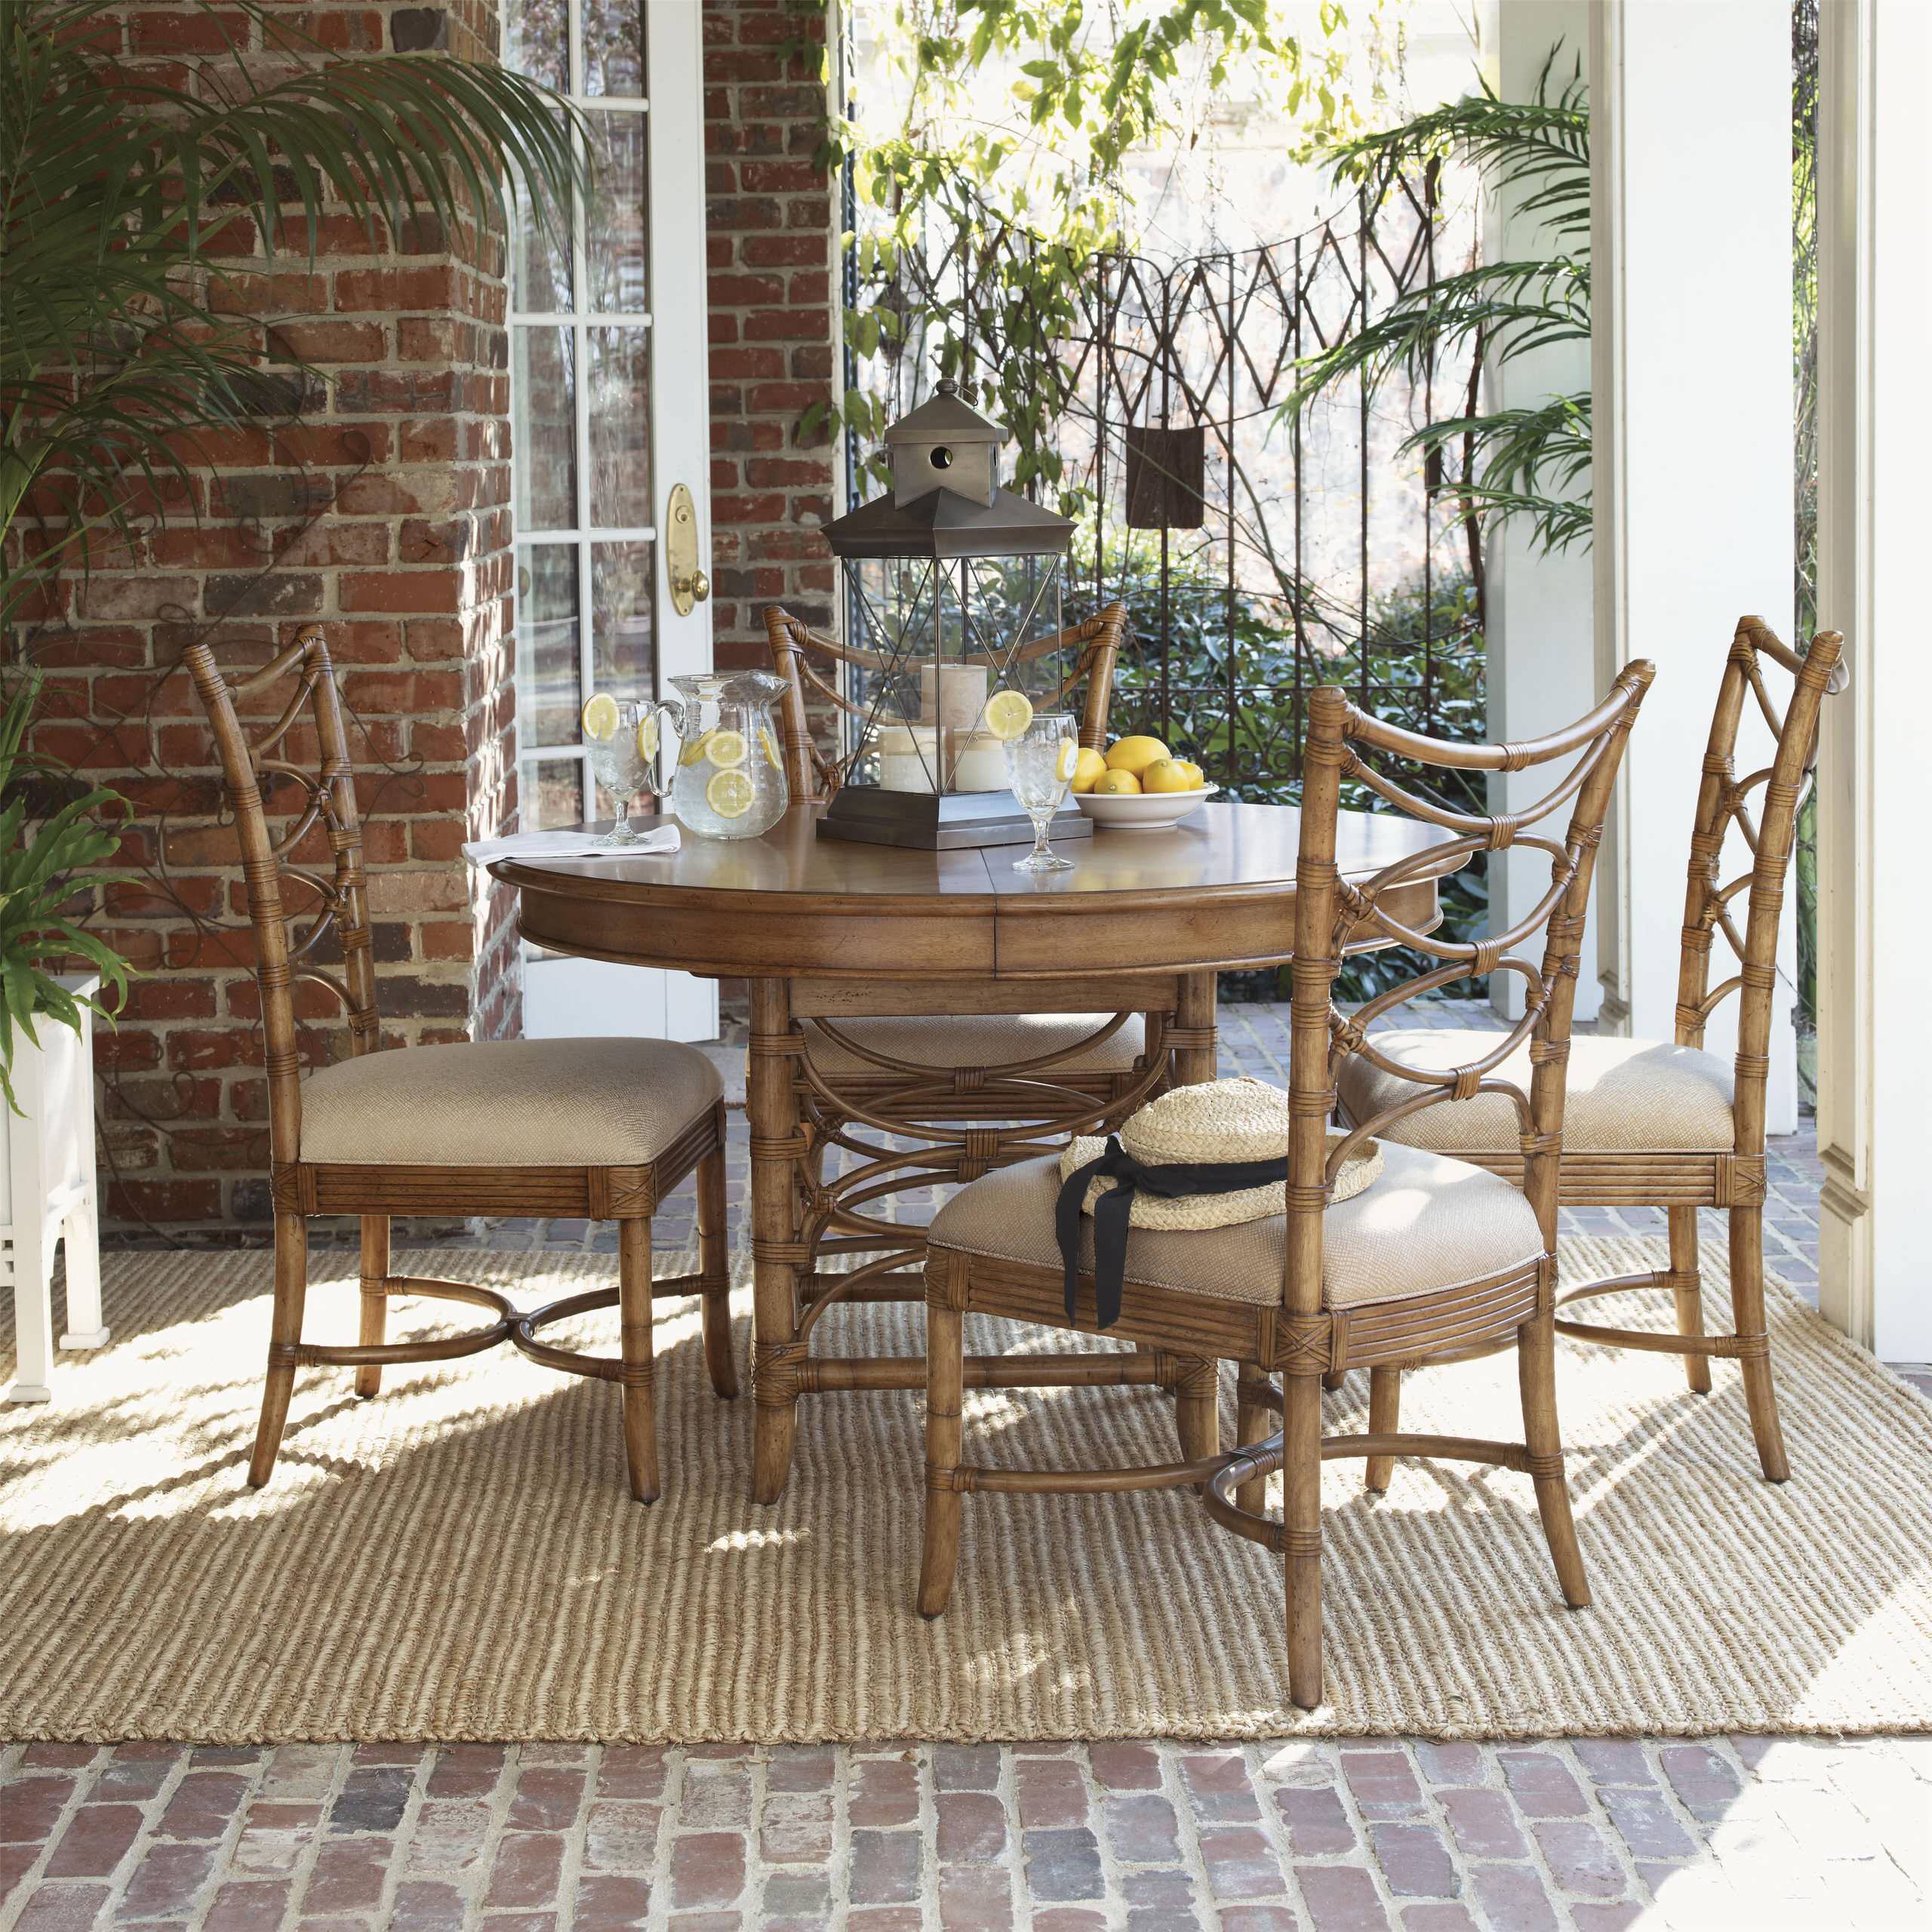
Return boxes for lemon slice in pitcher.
[707,728,749,768]
[581,692,620,741]
[706,768,755,820]
[982,688,1034,741]
[679,730,713,768]
[761,726,783,770]
[635,712,660,762]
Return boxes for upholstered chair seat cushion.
[300,1038,723,1168]
[1336,1031,1737,1155]
[801,1013,1146,1076]
[928,1140,1543,1311]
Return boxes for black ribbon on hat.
[1055,1135,1291,1330]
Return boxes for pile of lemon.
[1070,735,1204,797]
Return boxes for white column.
[1487,0,1598,1025]
[1814,0,1932,1360]
[1589,0,1797,1128]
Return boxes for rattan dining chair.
[184,626,737,1504]
[915,661,1654,1709]
[763,598,1174,1206]
[1337,619,1844,1483]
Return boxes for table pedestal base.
[746,971,1220,1503]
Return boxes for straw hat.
[1058,1076,1382,1233]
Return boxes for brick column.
[702,0,840,668]
[33,1,518,1232]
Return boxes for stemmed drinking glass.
[1004,711,1080,873]
[583,697,662,847]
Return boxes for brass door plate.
[667,482,710,617]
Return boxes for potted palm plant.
[0,667,130,1398]
[0,0,578,1384]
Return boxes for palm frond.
[1321,48,1590,245]
[1281,45,1593,560]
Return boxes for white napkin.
[463,824,681,865]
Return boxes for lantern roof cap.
[823,482,1073,560]
[882,379,1005,448]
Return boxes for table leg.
[1158,971,1220,1400]
[1172,971,1219,1085]
[749,976,806,1503]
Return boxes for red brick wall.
[32,1,519,1232]
[702,0,841,668]
[35,0,840,1232]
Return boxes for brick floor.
[5,1736,1928,1930]
[48,997,1928,1929]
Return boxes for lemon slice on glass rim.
[982,688,1034,741]
[706,728,749,768]
[706,768,755,819]
[580,692,620,742]
[1055,739,1080,783]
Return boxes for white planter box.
[4,972,106,1402]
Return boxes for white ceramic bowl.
[1072,783,1219,831]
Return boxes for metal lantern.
[817,382,1088,851]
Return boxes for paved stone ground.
[4,1734,1928,1930]
[20,1000,1927,1930]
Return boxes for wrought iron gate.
[841,166,1488,804]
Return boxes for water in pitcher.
[665,672,789,841]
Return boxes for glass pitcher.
[658,671,789,841]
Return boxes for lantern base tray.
[816,789,1094,851]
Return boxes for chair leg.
[1730,1206,1790,1483]
[1284,1365,1325,1710]
[617,1218,660,1505]
[1518,1296,1589,1609]
[1174,1357,1220,1461]
[1668,1205,1712,1395]
[249,1214,309,1488]
[1364,1367,1400,1494]
[918,1297,966,1619]
[1233,1364,1273,1516]
[355,1215,389,1399]
[696,1140,739,1400]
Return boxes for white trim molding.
[1814,0,1932,1359]
[1587,0,1798,1130]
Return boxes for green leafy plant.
[0,670,134,1112]
[1284,49,1592,555]
[807,0,1374,506]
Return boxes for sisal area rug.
[2,1238,1929,1743]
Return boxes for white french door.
[504,0,716,1041]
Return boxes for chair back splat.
[1291,662,1657,1318]
[1673,618,1847,1160]
[183,625,377,1173]
[762,601,1128,804]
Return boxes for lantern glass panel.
[839,552,1066,799]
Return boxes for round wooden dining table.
[492,800,1458,1501]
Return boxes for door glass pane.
[586,113,648,312]
[581,0,643,97]
[514,168,571,312]
[505,0,565,91]
[588,326,651,527]
[592,541,654,695]
[517,543,582,747]
[526,757,586,831]
[513,326,577,529]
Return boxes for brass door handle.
[666,482,710,616]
